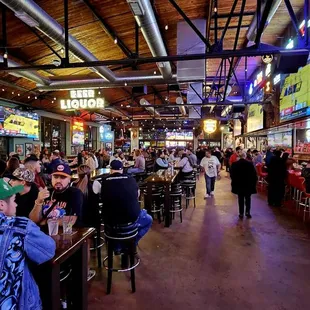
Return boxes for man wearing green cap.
[0,179,55,309]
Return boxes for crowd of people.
[0,142,302,308]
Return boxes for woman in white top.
[85,152,96,172]
[178,153,193,179]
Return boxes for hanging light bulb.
[28,96,30,99]
[98,91,101,94]
[3,52,8,59]
[114,37,118,44]
[17,93,20,96]
[124,82,127,86]
[165,25,168,30]
[2,89,4,92]
[35,96,37,99]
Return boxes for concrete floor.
[88,173,310,310]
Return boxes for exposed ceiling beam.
[82,0,133,58]
[211,11,256,19]
[3,47,307,71]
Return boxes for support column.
[130,128,139,152]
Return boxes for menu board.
[0,106,39,139]
[295,129,310,153]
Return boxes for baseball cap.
[51,163,71,177]
[110,160,123,170]
[11,168,35,183]
[24,154,39,164]
[0,179,23,200]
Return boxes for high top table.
[144,169,179,227]
[37,227,95,310]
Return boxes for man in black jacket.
[231,152,258,219]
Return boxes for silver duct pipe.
[127,0,172,79]
[246,0,283,42]
[104,107,130,118]
[140,98,161,117]
[0,55,49,85]
[0,0,116,81]
[37,75,178,91]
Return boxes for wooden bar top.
[50,227,95,264]
[145,169,179,184]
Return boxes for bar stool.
[103,226,140,294]
[143,186,164,223]
[170,184,183,223]
[181,179,196,209]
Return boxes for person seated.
[30,163,84,227]
[178,153,194,179]
[24,154,46,189]
[253,149,263,165]
[187,148,198,167]
[72,164,101,226]
[101,160,152,250]
[109,152,121,165]
[119,152,128,165]
[9,168,39,218]
[46,150,63,174]
[302,161,310,193]
[2,157,20,180]
[128,150,145,174]
[0,178,55,309]
[155,150,169,171]
[169,149,176,162]
[0,159,6,177]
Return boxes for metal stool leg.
[107,241,114,294]
[130,243,136,293]
[96,228,102,268]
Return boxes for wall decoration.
[15,144,24,156]
[25,143,33,155]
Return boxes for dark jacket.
[267,156,287,184]
[231,159,258,195]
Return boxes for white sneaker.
[204,194,210,199]
[210,191,215,196]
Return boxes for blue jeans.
[136,209,153,244]
[127,167,144,175]
[204,174,216,195]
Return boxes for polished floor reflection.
[88,173,310,310]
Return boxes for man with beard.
[30,163,84,226]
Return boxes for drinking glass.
[62,216,77,235]
[47,218,59,236]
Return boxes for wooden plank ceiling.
[0,0,304,121]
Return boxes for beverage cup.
[47,218,59,236]
[62,218,73,235]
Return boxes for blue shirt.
[0,213,55,310]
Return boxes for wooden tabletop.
[145,169,179,184]
[71,168,111,180]
[51,227,95,265]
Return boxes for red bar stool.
[256,163,268,188]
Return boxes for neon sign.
[249,83,253,95]
[265,63,271,77]
[254,71,263,87]
[203,119,217,134]
[60,89,104,110]
[273,74,281,85]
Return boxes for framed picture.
[105,142,112,150]
[15,144,24,156]
[25,143,33,155]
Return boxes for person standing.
[187,148,198,167]
[229,146,242,167]
[200,150,221,198]
[267,150,287,207]
[224,148,233,172]
[230,152,258,219]
[253,149,263,165]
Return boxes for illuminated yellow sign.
[60,89,104,110]
[203,119,217,134]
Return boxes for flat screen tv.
[0,106,39,139]
[280,63,310,122]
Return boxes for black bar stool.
[181,178,197,209]
[103,226,140,294]
[143,185,164,223]
[170,183,183,223]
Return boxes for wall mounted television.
[0,106,39,139]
